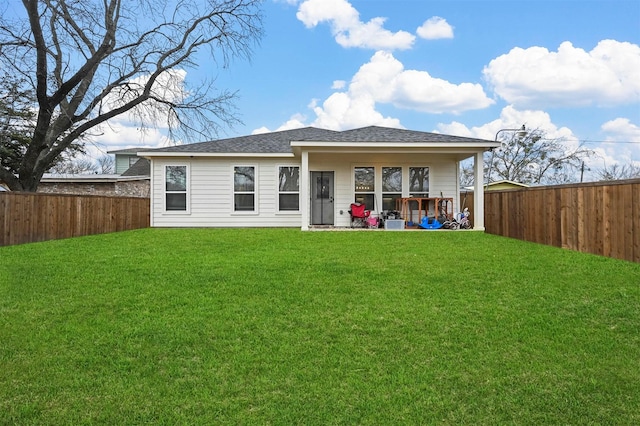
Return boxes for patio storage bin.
[384,219,405,230]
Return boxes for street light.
[486,125,528,185]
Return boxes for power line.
[580,139,640,145]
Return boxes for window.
[382,167,402,211]
[278,166,299,211]
[234,166,255,211]
[165,165,188,211]
[409,167,429,197]
[354,166,375,209]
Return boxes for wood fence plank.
[478,179,639,262]
[0,194,6,246]
[0,193,149,246]
[613,183,633,262]
[633,182,640,262]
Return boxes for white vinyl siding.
[149,153,461,228]
[151,158,301,228]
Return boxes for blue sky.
[96,0,640,178]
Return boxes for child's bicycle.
[442,208,471,230]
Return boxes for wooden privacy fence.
[0,192,150,246]
[462,179,640,263]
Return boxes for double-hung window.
[354,166,375,209]
[278,166,299,211]
[382,167,402,211]
[234,166,255,211]
[409,167,429,198]
[165,165,188,211]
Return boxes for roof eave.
[290,141,499,156]
[291,141,500,149]
[138,152,294,158]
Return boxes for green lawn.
[1,229,639,424]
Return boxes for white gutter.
[137,152,295,158]
[290,141,501,149]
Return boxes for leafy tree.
[1,74,94,181]
[487,128,592,185]
[0,76,35,177]
[0,0,263,191]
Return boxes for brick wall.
[37,180,150,198]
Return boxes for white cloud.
[483,40,640,108]
[251,126,271,135]
[252,114,308,134]
[601,117,640,141]
[268,50,493,132]
[437,105,577,143]
[332,80,346,90]
[277,114,309,131]
[309,92,401,130]
[83,117,170,165]
[296,0,415,50]
[416,17,454,40]
[352,51,493,114]
[101,69,188,129]
[597,117,640,165]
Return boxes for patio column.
[300,150,309,231]
[473,150,485,230]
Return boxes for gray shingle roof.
[144,127,339,154]
[107,147,155,154]
[310,126,490,143]
[122,158,150,176]
[140,125,495,155]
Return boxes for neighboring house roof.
[137,126,498,157]
[41,173,148,183]
[464,180,530,191]
[107,147,155,154]
[121,158,151,177]
[488,180,530,188]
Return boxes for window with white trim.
[165,165,188,211]
[382,166,402,211]
[354,166,375,209]
[234,166,255,211]
[409,166,429,197]
[278,166,299,211]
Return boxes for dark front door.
[311,171,334,225]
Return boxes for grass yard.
[1,228,639,424]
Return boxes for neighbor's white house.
[137,126,499,230]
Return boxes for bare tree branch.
[0,0,263,191]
